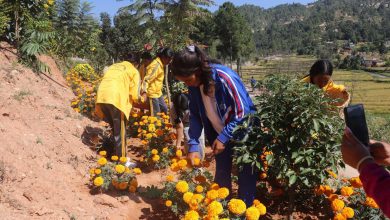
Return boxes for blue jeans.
[150,95,168,116]
[214,143,258,206]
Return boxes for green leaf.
[289,175,297,186]
[313,119,320,132]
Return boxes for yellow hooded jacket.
[95,61,140,120]
[302,76,349,106]
[142,57,164,98]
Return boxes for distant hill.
[238,0,390,55]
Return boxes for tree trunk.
[236,57,241,76]
[14,5,20,52]
[287,188,295,220]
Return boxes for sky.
[86,0,317,19]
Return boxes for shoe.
[125,158,137,168]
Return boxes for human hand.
[341,127,374,171]
[212,139,225,155]
[369,140,390,166]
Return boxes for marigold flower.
[259,172,267,179]
[152,154,160,162]
[210,183,219,190]
[255,203,267,215]
[178,159,188,169]
[341,207,354,218]
[111,155,119,161]
[97,157,107,166]
[89,168,95,175]
[176,181,189,193]
[184,210,199,220]
[365,197,379,208]
[206,190,219,200]
[156,129,164,136]
[228,199,246,215]
[132,113,138,118]
[195,185,204,193]
[165,200,172,207]
[171,158,177,163]
[192,194,204,203]
[246,206,260,220]
[133,168,142,175]
[333,213,346,220]
[176,149,183,157]
[170,162,179,172]
[118,182,128,190]
[119,157,127,164]
[189,198,199,210]
[328,194,339,201]
[98,151,107,157]
[253,199,261,206]
[331,199,345,212]
[349,177,363,188]
[340,186,354,197]
[327,170,338,179]
[183,192,194,204]
[93,176,104,187]
[129,185,137,193]
[193,158,201,166]
[151,149,158,155]
[115,164,126,174]
[217,187,229,199]
[207,201,223,216]
[162,147,169,153]
[94,169,102,175]
[166,175,174,182]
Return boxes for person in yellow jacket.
[138,52,153,81]
[95,55,142,167]
[141,48,174,116]
[302,59,350,107]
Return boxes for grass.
[12,90,32,102]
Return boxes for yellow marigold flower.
[178,159,188,169]
[165,200,172,207]
[195,185,204,193]
[125,167,130,174]
[207,201,223,216]
[152,154,160,162]
[111,155,119,161]
[89,168,95,175]
[162,147,169,153]
[132,113,138,118]
[148,124,156,133]
[189,198,199,210]
[130,179,138,187]
[315,185,325,195]
[119,156,127,164]
[176,181,189,193]
[171,158,178,163]
[327,170,338,179]
[246,206,260,220]
[349,177,363,188]
[98,151,107,157]
[365,197,379,208]
[166,175,174,182]
[97,157,107,166]
[93,176,104,187]
[146,133,153,139]
[170,162,180,172]
[253,199,261,206]
[139,122,144,126]
[176,150,183,157]
[331,199,345,212]
[204,198,211,205]
[210,183,219,190]
[94,169,102,175]
[183,192,194,204]
[192,194,204,203]
[217,187,229,199]
[324,185,334,196]
[141,140,148,145]
[342,207,354,218]
[340,186,354,197]
[115,164,126,174]
[134,122,139,126]
[228,199,246,215]
[129,185,137,193]
[133,168,142,175]
[151,149,158,155]
[255,203,267,215]
[118,182,128,190]
[206,190,219,200]
[333,213,346,220]
[193,158,201,166]
[141,116,148,120]
[184,210,199,220]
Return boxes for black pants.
[99,104,127,157]
[150,95,168,116]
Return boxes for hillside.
[238,0,390,55]
[0,42,164,220]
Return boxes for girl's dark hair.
[171,45,219,94]
[123,52,140,64]
[141,52,153,60]
[157,47,174,58]
[309,59,333,77]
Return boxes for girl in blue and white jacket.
[171,45,258,206]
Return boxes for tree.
[215,2,254,71]
[0,0,10,38]
[100,12,115,62]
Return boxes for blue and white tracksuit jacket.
[187,64,258,206]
